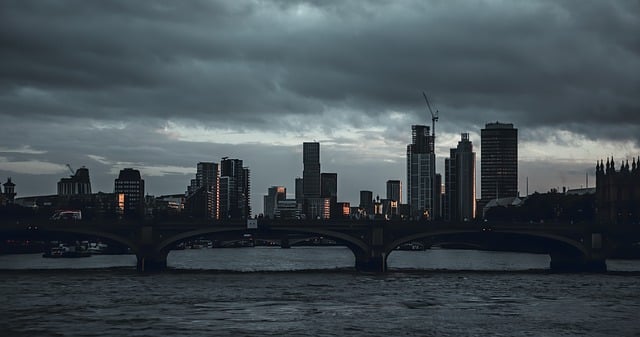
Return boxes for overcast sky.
[1,0,639,213]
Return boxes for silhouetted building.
[445,133,476,222]
[295,177,304,205]
[596,157,640,225]
[302,142,322,217]
[185,162,219,219]
[434,173,442,220]
[114,168,144,217]
[220,158,251,219]
[154,194,185,214]
[386,180,402,203]
[360,190,373,216]
[306,197,331,220]
[481,122,518,207]
[321,172,338,218]
[303,141,321,197]
[264,186,286,219]
[2,177,16,204]
[274,199,302,220]
[58,166,92,196]
[407,125,436,219]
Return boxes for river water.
[1,247,639,336]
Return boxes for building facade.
[58,166,92,196]
[2,177,16,204]
[321,172,338,218]
[386,180,402,204]
[185,162,219,219]
[407,125,436,219]
[596,157,640,225]
[303,142,321,198]
[263,186,286,219]
[302,142,321,216]
[220,158,250,220]
[481,122,518,203]
[295,177,304,206]
[359,190,374,216]
[114,168,145,217]
[445,133,476,222]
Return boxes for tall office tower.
[220,158,250,220]
[114,168,145,217]
[407,125,436,220]
[263,186,286,219]
[186,162,219,219]
[359,190,374,216]
[303,142,321,198]
[58,166,92,196]
[481,122,518,202]
[386,180,402,203]
[303,142,321,218]
[445,133,476,222]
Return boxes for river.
[1,247,639,336]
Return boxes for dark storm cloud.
[1,0,639,142]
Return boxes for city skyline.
[1,1,639,213]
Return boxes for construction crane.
[422,91,439,139]
[66,164,75,176]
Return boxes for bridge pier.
[355,252,387,272]
[136,252,167,272]
[549,254,607,272]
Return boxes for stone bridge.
[1,218,630,272]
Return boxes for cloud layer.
[1,0,639,210]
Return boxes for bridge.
[1,218,636,272]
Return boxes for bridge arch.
[154,226,370,267]
[384,229,593,271]
[28,227,138,254]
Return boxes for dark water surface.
[1,248,639,336]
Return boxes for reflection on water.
[0,247,638,272]
[1,250,639,337]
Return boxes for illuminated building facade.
[114,168,145,217]
[264,186,286,219]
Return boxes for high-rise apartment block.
[114,168,145,217]
[185,162,219,219]
[481,122,518,202]
[220,158,251,220]
[445,133,476,222]
[407,125,436,219]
